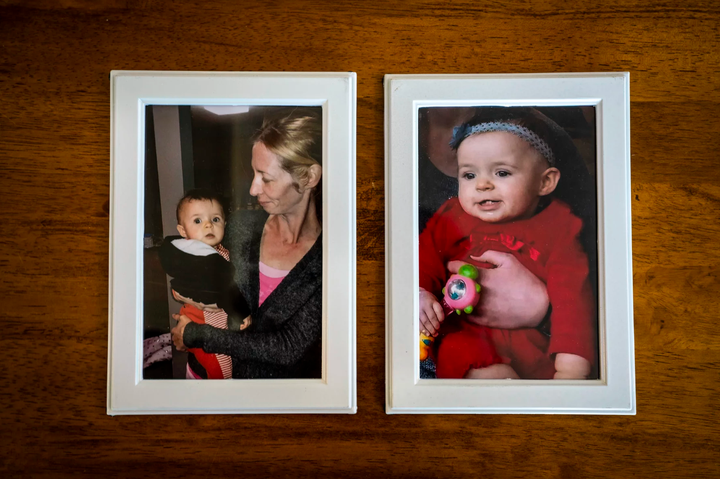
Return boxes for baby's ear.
[539,167,560,196]
[177,224,187,238]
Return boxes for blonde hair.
[253,112,322,190]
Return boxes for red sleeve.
[418,199,460,295]
[180,304,206,324]
[545,212,597,365]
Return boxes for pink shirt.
[258,261,290,306]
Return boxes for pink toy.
[420,264,481,361]
[441,267,481,316]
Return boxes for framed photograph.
[109,71,356,414]
[385,73,635,414]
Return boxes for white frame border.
[109,71,356,414]
[385,73,635,414]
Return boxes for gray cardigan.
[183,209,322,379]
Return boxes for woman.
[171,112,323,379]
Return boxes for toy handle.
[440,297,456,317]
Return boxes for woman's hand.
[448,250,549,329]
[170,313,192,351]
[419,288,444,337]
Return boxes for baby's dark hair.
[176,189,227,223]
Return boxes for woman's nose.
[249,177,261,197]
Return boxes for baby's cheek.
[457,189,471,206]
[457,195,477,217]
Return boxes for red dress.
[419,198,596,379]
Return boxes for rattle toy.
[420,264,481,361]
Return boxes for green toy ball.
[458,264,479,280]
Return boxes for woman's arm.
[448,250,549,329]
[175,291,322,367]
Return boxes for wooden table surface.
[1,1,718,477]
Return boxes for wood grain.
[1,0,719,477]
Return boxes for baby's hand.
[419,288,445,337]
[239,315,252,331]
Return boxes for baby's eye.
[212,216,222,223]
[461,172,476,180]
[193,218,202,224]
[496,170,511,177]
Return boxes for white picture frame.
[108,71,356,414]
[385,73,635,414]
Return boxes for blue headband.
[450,121,556,166]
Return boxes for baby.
[419,109,596,380]
[159,189,251,379]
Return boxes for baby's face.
[457,131,554,224]
[177,199,225,247]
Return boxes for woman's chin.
[257,202,274,213]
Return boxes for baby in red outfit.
[159,189,251,379]
[419,109,597,380]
